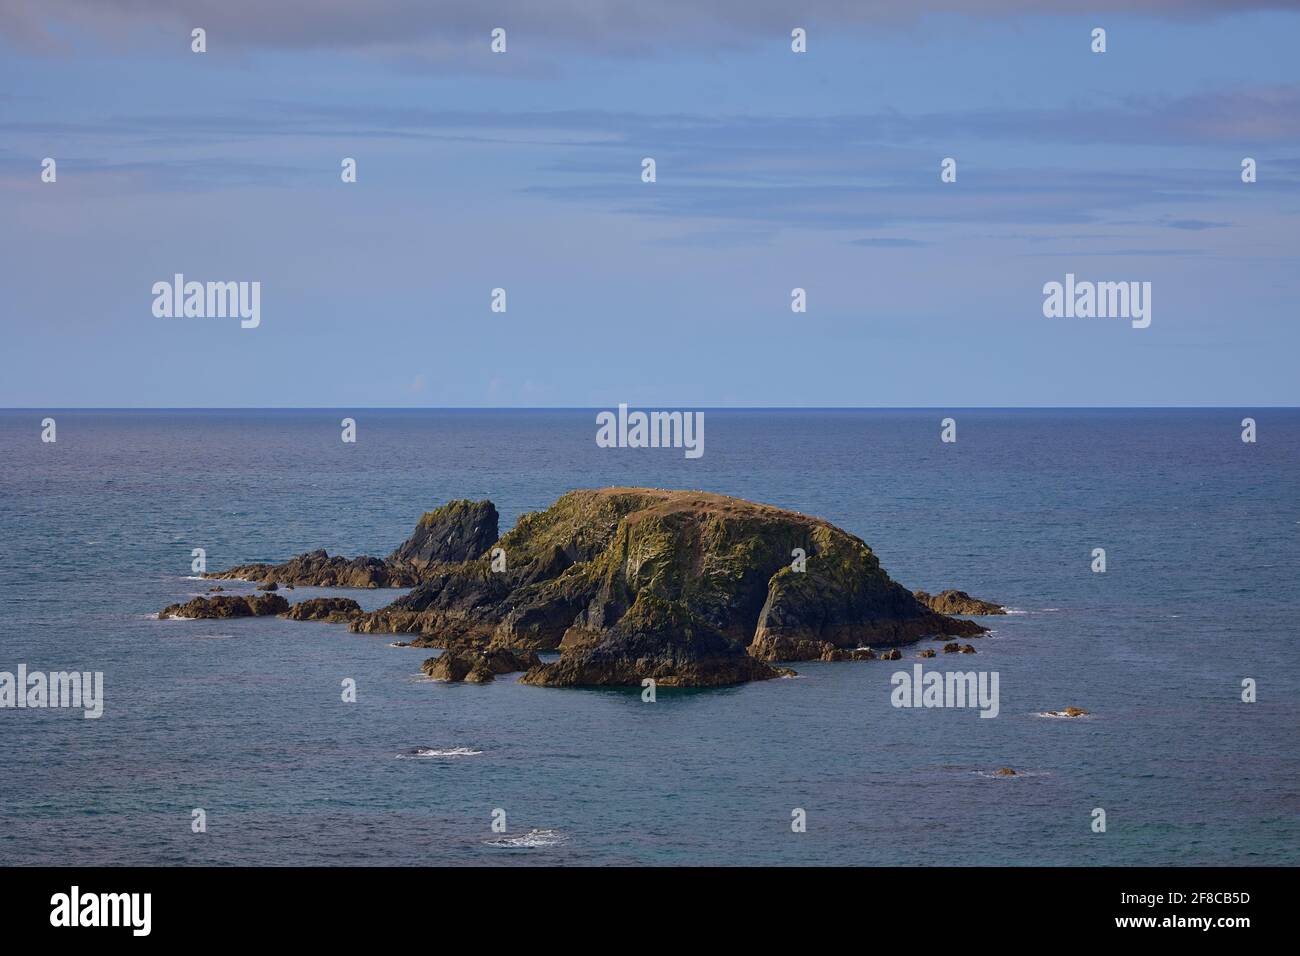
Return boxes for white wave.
[484,828,565,849]
[398,747,482,759]
[1035,710,1092,719]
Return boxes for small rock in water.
[959,644,976,654]
[918,648,936,658]
[994,767,1017,777]
[1051,706,1089,718]
[256,582,279,591]
[942,642,961,653]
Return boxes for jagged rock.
[421,646,540,683]
[913,589,1005,616]
[388,500,498,571]
[942,642,962,653]
[205,501,496,588]
[282,597,363,623]
[256,582,278,592]
[918,648,936,658]
[159,594,289,620]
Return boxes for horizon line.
[3,405,1298,413]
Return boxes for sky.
[1,0,1298,407]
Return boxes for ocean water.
[0,408,1296,866]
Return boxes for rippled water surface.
[1,409,1296,865]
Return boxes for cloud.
[852,238,930,247]
[3,0,1293,59]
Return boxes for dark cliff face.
[349,488,988,687]
[387,499,499,570]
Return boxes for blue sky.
[2,1,1298,406]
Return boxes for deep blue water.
[0,409,1296,865]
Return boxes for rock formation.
[914,589,1006,616]
[183,488,1003,690]
[205,550,420,588]
[1046,706,1090,718]
[203,500,498,588]
[388,500,498,571]
[159,594,289,619]
[422,646,541,684]
[283,597,364,623]
[348,489,989,687]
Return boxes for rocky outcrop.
[821,647,875,661]
[159,594,289,620]
[283,597,364,623]
[914,589,1005,616]
[421,646,540,684]
[205,550,420,588]
[351,489,986,687]
[189,487,1003,691]
[388,500,498,571]
[204,501,497,588]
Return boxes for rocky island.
[172,488,1005,688]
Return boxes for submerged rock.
[994,767,1018,777]
[913,589,1005,616]
[283,597,363,623]
[159,594,289,620]
[256,582,278,592]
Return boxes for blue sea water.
[0,408,1296,866]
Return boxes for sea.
[0,408,1296,865]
